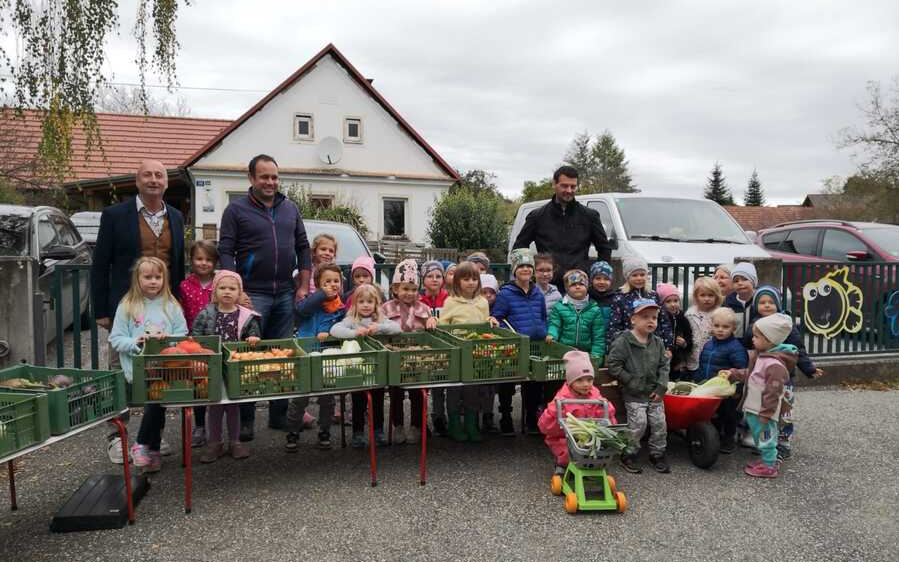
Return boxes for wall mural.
[802,267,864,339]
[886,290,899,338]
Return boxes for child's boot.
[200,442,226,463]
[447,410,467,442]
[230,441,250,460]
[464,410,482,443]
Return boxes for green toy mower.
[549,399,629,514]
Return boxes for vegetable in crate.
[565,414,632,457]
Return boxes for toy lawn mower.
[549,399,628,514]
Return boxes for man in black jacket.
[513,166,612,290]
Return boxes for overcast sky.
[101,1,899,203]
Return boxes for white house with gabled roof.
[184,43,459,243]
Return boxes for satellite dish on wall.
[318,137,342,165]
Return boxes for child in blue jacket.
[287,263,346,452]
[490,249,546,435]
[697,307,749,453]
[742,285,824,460]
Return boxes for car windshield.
[615,198,750,243]
[860,227,899,258]
[0,214,29,256]
[304,222,370,264]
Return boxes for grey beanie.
[731,262,758,287]
[622,256,648,280]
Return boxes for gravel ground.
[1,388,897,562]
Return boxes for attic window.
[344,117,363,143]
[294,114,314,140]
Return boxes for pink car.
[755,220,899,263]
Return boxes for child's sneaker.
[130,444,152,467]
[351,432,367,449]
[316,431,332,450]
[145,450,162,473]
[649,455,671,474]
[230,441,250,459]
[745,459,765,470]
[200,442,226,464]
[284,432,300,453]
[776,444,792,462]
[620,454,642,474]
[499,415,515,436]
[719,437,736,454]
[744,462,778,478]
[107,436,127,464]
[191,426,207,448]
[392,425,407,445]
[405,425,420,445]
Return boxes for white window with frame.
[382,197,407,238]
[344,117,363,143]
[309,194,334,209]
[293,113,314,141]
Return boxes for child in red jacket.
[539,350,617,473]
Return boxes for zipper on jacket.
[269,211,278,294]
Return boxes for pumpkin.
[148,380,169,400]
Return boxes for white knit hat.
[755,313,792,346]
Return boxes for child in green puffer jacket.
[546,269,606,362]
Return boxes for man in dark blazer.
[91,159,185,332]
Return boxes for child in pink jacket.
[539,350,618,473]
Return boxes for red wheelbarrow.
[663,394,722,469]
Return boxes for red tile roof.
[184,43,460,181]
[1,109,231,186]
[723,205,816,232]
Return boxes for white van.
[508,194,770,264]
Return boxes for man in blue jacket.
[218,154,313,439]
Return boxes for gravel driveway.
[1,388,896,562]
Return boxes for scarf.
[768,343,798,354]
[563,294,589,312]
[322,295,344,314]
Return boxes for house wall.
[190,52,455,243]
[192,54,451,180]
[191,170,448,243]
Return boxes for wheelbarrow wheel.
[564,492,578,514]
[687,422,720,469]
[550,475,563,496]
[607,475,617,495]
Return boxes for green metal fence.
[781,261,899,356]
[52,264,100,369]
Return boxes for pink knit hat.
[656,283,680,305]
[564,350,594,384]
[351,256,376,280]
[212,269,243,293]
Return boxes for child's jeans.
[137,404,166,451]
[745,412,778,467]
[287,395,334,435]
[352,389,385,434]
[206,404,239,443]
[625,401,667,457]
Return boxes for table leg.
[367,391,377,487]
[184,408,193,514]
[420,389,428,486]
[108,418,135,524]
[7,461,16,511]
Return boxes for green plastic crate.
[368,332,461,386]
[529,341,606,382]
[223,339,310,399]
[435,323,529,383]
[297,337,387,392]
[131,335,223,405]
[0,391,50,458]
[0,365,126,435]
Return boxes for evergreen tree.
[562,130,637,193]
[704,162,734,205]
[743,169,765,206]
